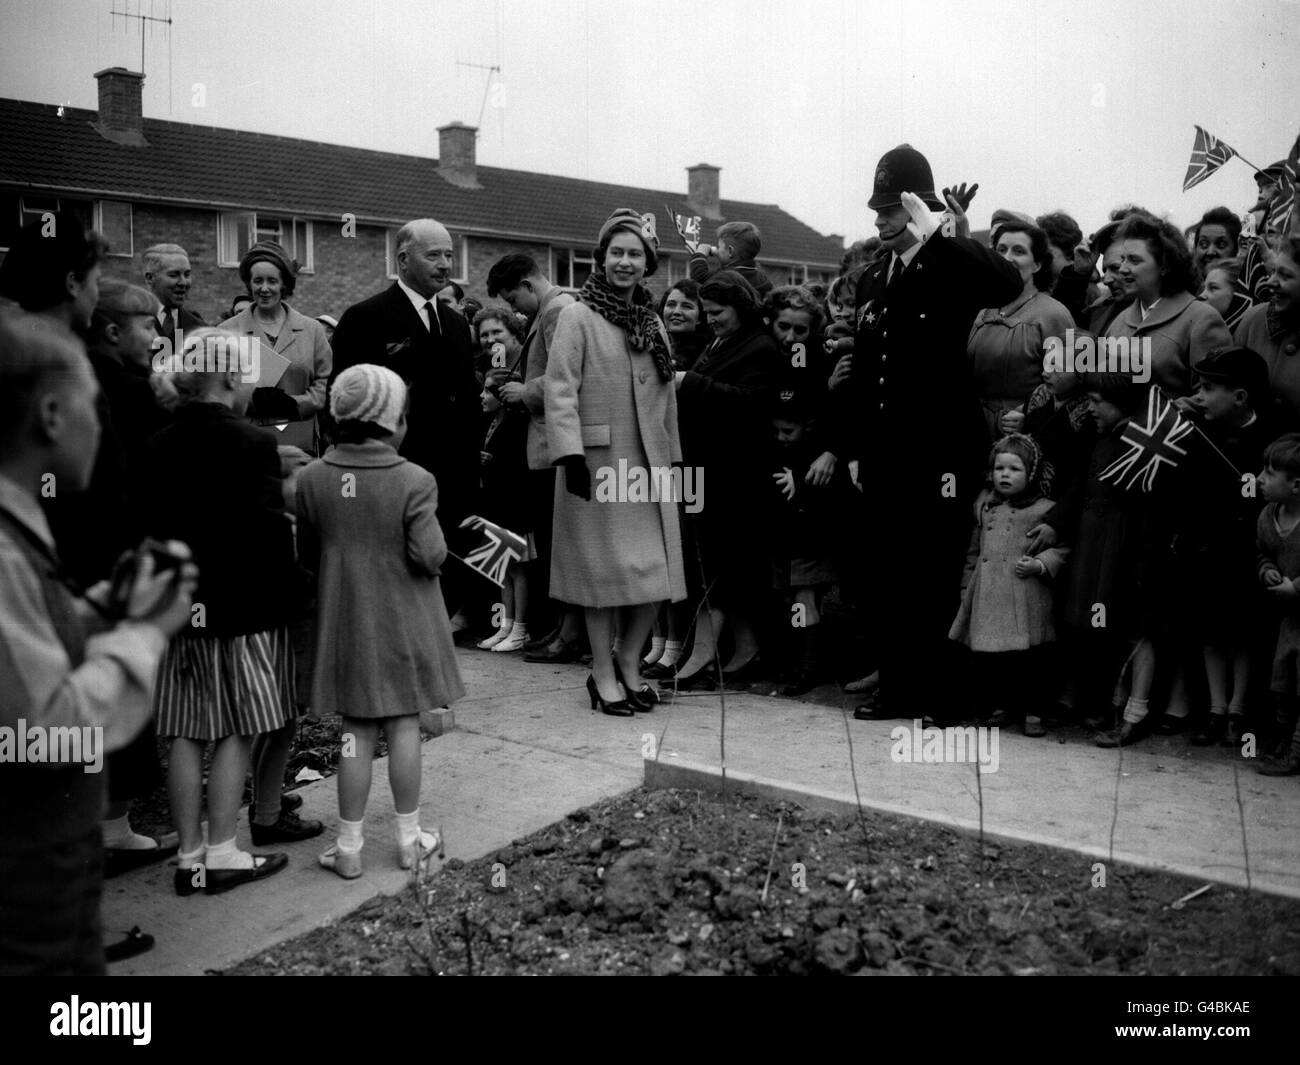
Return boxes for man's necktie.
[887,256,904,289]
[422,301,442,336]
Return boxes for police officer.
[837,145,1022,723]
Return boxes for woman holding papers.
[220,240,332,453]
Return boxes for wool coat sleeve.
[1186,301,1234,370]
[1033,543,1070,579]
[294,319,333,419]
[544,304,587,464]
[295,465,322,578]
[404,471,447,576]
[677,340,779,412]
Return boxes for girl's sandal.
[319,843,363,879]
[399,827,445,871]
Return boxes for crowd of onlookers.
[2,144,1300,974]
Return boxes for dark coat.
[677,326,782,608]
[156,306,206,346]
[480,408,532,535]
[329,283,481,529]
[44,351,172,586]
[138,403,300,637]
[832,234,1021,699]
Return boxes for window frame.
[218,212,315,273]
[95,200,134,258]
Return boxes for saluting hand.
[901,191,942,244]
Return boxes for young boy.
[0,313,196,974]
[689,220,773,297]
[1257,432,1300,775]
[1179,347,1275,745]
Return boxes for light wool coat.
[545,301,686,607]
[949,492,1069,652]
[1103,291,1232,397]
[296,441,465,717]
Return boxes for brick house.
[0,67,845,324]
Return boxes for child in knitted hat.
[949,433,1070,736]
[296,363,464,878]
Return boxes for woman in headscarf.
[545,208,686,715]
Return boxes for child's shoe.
[477,618,513,650]
[1022,715,1047,738]
[319,843,363,879]
[492,623,528,653]
[398,827,445,870]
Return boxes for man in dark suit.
[143,243,204,345]
[329,218,482,609]
[838,146,1022,724]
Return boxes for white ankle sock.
[643,636,666,665]
[478,616,514,648]
[659,640,683,667]
[1122,697,1150,725]
[394,809,421,847]
[102,814,157,850]
[204,835,254,871]
[337,816,364,854]
[177,844,205,871]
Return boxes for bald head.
[395,219,456,298]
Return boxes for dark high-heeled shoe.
[613,662,659,712]
[587,674,634,717]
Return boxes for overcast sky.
[2,0,1297,244]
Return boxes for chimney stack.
[687,163,722,221]
[93,67,148,147]
[437,122,480,188]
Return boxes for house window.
[218,212,314,272]
[1,194,95,251]
[551,247,594,289]
[96,201,133,257]
[385,229,468,283]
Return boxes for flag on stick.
[665,202,702,252]
[451,515,526,587]
[1099,389,1194,492]
[1183,125,1238,191]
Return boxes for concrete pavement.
[102,648,1300,975]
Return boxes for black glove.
[250,387,300,422]
[560,456,591,501]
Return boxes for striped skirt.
[154,627,296,740]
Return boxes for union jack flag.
[452,516,526,587]
[1183,126,1238,191]
[1263,163,1298,236]
[1100,389,1194,492]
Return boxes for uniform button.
[639,371,648,383]
[879,377,885,385]
[919,313,926,319]
[883,331,888,339]
[879,403,885,411]
[881,354,887,362]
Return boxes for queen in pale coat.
[546,208,686,714]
